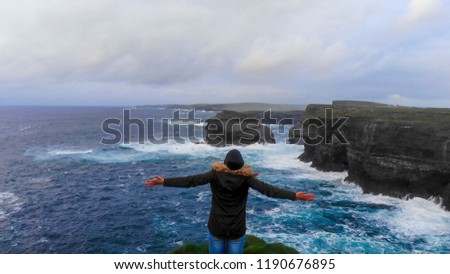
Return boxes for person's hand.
[295,192,315,201]
[145,176,165,187]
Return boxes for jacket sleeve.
[247,176,296,200]
[163,170,216,188]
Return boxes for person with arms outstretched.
[145,149,314,254]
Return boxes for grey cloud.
[0,1,223,84]
[0,0,449,107]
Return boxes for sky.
[0,0,449,107]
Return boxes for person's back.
[209,163,252,240]
[145,149,314,254]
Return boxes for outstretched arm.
[145,170,216,188]
[247,176,314,201]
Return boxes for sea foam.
[0,192,22,222]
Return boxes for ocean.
[0,106,449,254]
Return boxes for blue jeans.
[208,231,246,254]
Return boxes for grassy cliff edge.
[169,235,299,254]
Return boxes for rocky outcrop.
[204,110,276,146]
[296,101,450,210]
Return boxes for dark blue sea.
[1,106,449,254]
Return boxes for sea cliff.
[291,101,450,210]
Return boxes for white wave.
[29,177,52,184]
[37,237,49,243]
[136,246,145,252]
[124,142,214,154]
[0,210,6,221]
[196,191,210,202]
[239,144,347,181]
[120,142,289,165]
[193,122,207,127]
[384,197,450,236]
[246,208,255,215]
[29,142,350,184]
[27,148,96,162]
[251,176,450,252]
[338,182,450,237]
[0,192,23,221]
[251,148,302,171]
[286,161,348,181]
[47,149,93,156]
[19,125,33,132]
[263,207,281,216]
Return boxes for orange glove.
[145,176,165,187]
[295,192,315,201]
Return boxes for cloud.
[0,1,449,107]
[388,94,410,103]
[0,1,355,86]
[0,0,224,84]
[234,36,346,81]
[235,36,319,75]
[397,0,442,30]
[386,93,450,107]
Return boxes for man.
[145,149,314,254]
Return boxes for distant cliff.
[292,101,450,210]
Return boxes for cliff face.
[295,101,450,209]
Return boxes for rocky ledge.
[292,100,450,210]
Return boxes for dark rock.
[288,122,304,145]
[443,185,450,209]
[297,100,450,210]
[204,110,275,146]
[299,142,349,172]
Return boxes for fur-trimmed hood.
[212,162,258,177]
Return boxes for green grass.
[222,103,306,112]
[169,235,299,254]
[303,101,450,125]
[158,103,306,112]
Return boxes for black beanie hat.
[224,149,244,170]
